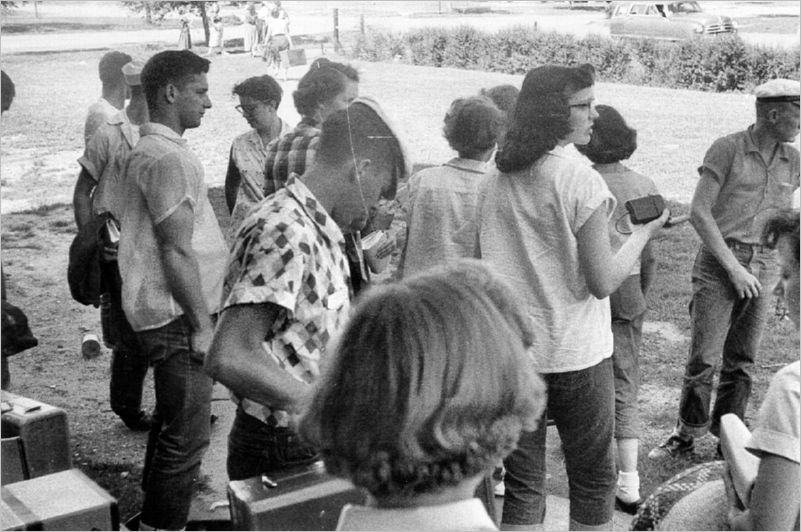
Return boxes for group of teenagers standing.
[71,43,799,530]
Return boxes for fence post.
[333,8,343,53]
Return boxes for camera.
[625,195,665,225]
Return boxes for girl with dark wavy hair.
[477,64,668,530]
[299,260,545,530]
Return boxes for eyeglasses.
[569,100,596,113]
[235,101,275,115]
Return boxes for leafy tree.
[122,1,211,45]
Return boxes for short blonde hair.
[299,259,545,498]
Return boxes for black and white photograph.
[1,1,798,530]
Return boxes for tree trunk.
[199,2,210,46]
[144,3,152,24]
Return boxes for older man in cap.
[650,78,800,461]
[72,60,151,431]
[84,51,132,145]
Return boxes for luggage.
[1,437,27,485]
[279,48,307,67]
[227,460,364,530]
[1,391,71,480]
[1,468,118,530]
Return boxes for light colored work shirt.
[747,360,800,464]
[477,146,615,373]
[119,122,228,332]
[77,109,139,221]
[83,97,118,146]
[401,158,488,277]
[700,125,799,244]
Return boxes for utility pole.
[333,8,343,53]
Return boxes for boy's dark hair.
[98,51,133,87]
[232,75,283,108]
[762,210,800,260]
[316,102,403,200]
[575,104,637,164]
[293,60,359,119]
[496,64,595,173]
[443,96,504,159]
[141,50,210,112]
[480,84,520,115]
[1,71,15,113]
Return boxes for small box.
[1,469,119,530]
[1,391,71,480]
[227,461,364,530]
[625,194,665,225]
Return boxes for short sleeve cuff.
[77,155,100,183]
[746,428,801,464]
[224,284,296,315]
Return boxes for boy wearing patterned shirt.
[206,97,409,481]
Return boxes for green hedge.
[351,25,799,93]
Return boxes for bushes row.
[351,25,799,93]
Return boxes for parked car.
[609,1,737,41]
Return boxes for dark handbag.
[67,214,108,308]
[280,48,307,67]
[1,301,38,357]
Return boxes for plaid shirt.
[262,117,320,197]
[223,174,351,426]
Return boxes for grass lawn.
[1,37,798,524]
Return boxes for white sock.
[617,470,641,503]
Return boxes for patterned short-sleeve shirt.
[223,174,351,426]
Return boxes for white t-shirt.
[477,146,616,373]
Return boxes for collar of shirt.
[140,122,187,146]
[443,157,490,174]
[744,124,792,161]
[336,498,498,531]
[284,173,345,249]
[108,108,138,147]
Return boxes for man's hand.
[727,263,762,299]
[190,325,214,356]
[723,463,747,528]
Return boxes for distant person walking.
[178,8,192,50]
[262,6,291,80]
[243,2,258,56]
[84,51,131,145]
[207,2,225,56]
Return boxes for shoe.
[647,434,694,460]
[493,481,505,497]
[615,496,641,515]
[124,411,153,432]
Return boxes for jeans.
[137,316,213,530]
[100,260,149,424]
[678,244,776,438]
[502,358,616,528]
[227,408,318,481]
[610,275,646,440]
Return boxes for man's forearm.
[161,247,212,331]
[690,208,739,273]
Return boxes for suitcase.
[1,437,28,485]
[279,48,307,67]
[1,391,71,480]
[227,460,364,530]
[1,468,119,530]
